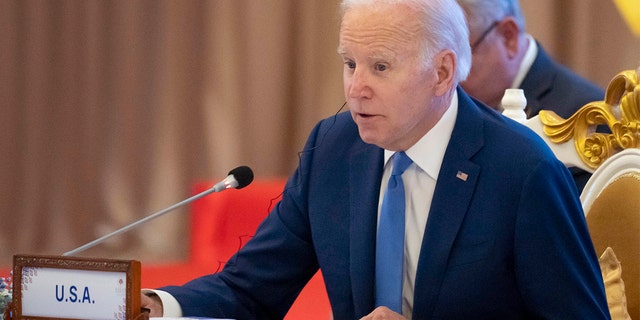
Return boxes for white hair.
[340,0,472,83]
[455,0,526,34]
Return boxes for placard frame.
[12,254,142,320]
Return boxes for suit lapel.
[348,143,384,317]
[412,90,484,318]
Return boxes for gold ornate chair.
[582,148,640,319]
[502,68,640,320]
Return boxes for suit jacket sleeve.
[158,119,331,318]
[514,158,609,318]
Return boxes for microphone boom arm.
[63,182,220,256]
[62,166,253,257]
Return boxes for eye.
[345,60,356,69]
[375,64,387,72]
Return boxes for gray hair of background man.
[340,0,472,84]
[456,0,526,34]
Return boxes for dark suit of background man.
[456,0,606,192]
[142,0,610,318]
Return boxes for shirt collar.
[511,33,537,88]
[384,90,458,180]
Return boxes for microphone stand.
[63,185,220,257]
[63,166,253,257]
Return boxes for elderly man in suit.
[142,0,609,318]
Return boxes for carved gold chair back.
[502,68,640,320]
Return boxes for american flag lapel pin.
[456,170,468,181]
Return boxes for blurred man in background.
[457,0,606,191]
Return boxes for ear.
[433,50,456,96]
[496,17,521,58]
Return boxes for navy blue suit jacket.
[521,43,605,192]
[162,89,609,319]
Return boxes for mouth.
[355,112,376,119]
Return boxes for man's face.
[461,19,516,110]
[338,3,445,151]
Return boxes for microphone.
[212,165,254,191]
[63,166,254,256]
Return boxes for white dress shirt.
[511,33,538,89]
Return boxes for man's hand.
[141,292,163,317]
[360,306,407,319]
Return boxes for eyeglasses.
[471,21,499,52]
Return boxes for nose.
[347,68,371,99]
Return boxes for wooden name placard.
[12,254,145,320]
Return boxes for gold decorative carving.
[538,68,640,169]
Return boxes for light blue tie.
[375,151,413,313]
